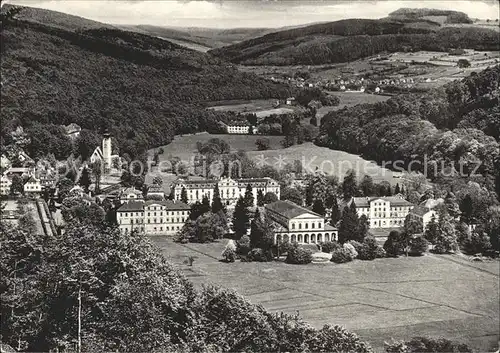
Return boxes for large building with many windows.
[265,200,338,244]
[172,177,280,207]
[349,195,413,228]
[117,200,190,235]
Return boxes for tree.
[10,175,24,195]
[394,183,401,195]
[457,59,471,68]
[434,210,459,254]
[459,194,473,224]
[90,161,102,194]
[57,177,75,202]
[232,197,250,238]
[312,199,326,216]
[342,169,358,200]
[211,184,224,213]
[152,176,163,186]
[338,203,360,243]
[401,216,423,257]
[444,191,460,220]
[263,192,278,205]
[281,187,303,205]
[180,187,188,204]
[200,195,211,214]
[424,214,439,243]
[79,167,91,192]
[330,198,341,226]
[384,230,402,257]
[359,175,375,196]
[243,183,254,208]
[256,189,265,207]
[358,214,370,240]
[255,138,270,151]
[249,209,274,257]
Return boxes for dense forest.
[210,17,499,65]
[0,13,294,159]
[317,65,500,218]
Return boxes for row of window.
[121,225,182,234]
[121,211,187,217]
[291,222,323,230]
[121,217,187,225]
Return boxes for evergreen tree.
[330,198,341,226]
[459,194,474,224]
[232,197,250,238]
[394,183,401,195]
[444,191,461,220]
[79,167,92,192]
[312,199,326,216]
[358,214,370,241]
[250,209,275,256]
[386,185,392,196]
[211,184,224,213]
[342,169,358,200]
[401,216,422,256]
[201,195,211,214]
[424,214,439,243]
[190,201,205,220]
[256,189,265,207]
[243,183,254,208]
[180,187,188,204]
[338,203,360,243]
[435,209,458,253]
[359,175,375,197]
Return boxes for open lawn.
[247,142,404,184]
[207,99,300,118]
[318,92,390,119]
[150,237,500,353]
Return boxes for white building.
[120,187,144,204]
[350,195,413,228]
[64,123,82,139]
[226,123,253,134]
[0,174,12,195]
[409,206,438,230]
[286,97,296,105]
[265,200,338,244]
[146,185,165,199]
[116,200,190,236]
[89,132,120,174]
[172,177,280,207]
[24,176,42,195]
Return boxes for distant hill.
[0,6,293,160]
[210,12,499,66]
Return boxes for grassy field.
[207,99,300,117]
[247,142,403,184]
[150,237,500,353]
[318,92,390,119]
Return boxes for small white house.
[24,176,42,195]
[0,174,12,195]
[286,97,296,105]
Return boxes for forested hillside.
[210,16,499,65]
[317,65,500,209]
[0,11,293,159]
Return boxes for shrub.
[462,230,492,255]
[285,243,313,264]
[321,241,341,253]
[384,336,473,353]
[375,246,386,258]
[248,248,272,262]
[347,240,364,253]
[409,236,429,256]
[384,231,402,257]
[222,248,236,263]
[343,242,358,259]
[330,248,354,263]
[357,236,379,261]
[278,240,294,255]
[236,234,251,255]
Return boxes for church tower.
[102,131,112,173]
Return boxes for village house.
[23,176,42,195]
[64,123,82,140]
[265,200,338,244]
[116,200,190,236]
[409,205,439,230]
[0,174,12,195]
[286,97,296,105]
[172,177,280,207]
[350,195,413,228]
[89,132,120,174]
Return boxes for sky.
[7,0,500,28]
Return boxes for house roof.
[121,187,143,196]
[26,176,39,183]
[145,200,190,210]
[410,206,432,217]
[117,201,145,212]
[265,200,321,220]
[420,198,444,210]
[92,147,103,159]
[351,196,412,208]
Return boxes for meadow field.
[151,237,500,353]
[318,92,390,119]
[206,99,299,117]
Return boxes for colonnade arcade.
[274,232,338,244]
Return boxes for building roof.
[145,200,190,210]
[351,196,412,208]
[227,121,249,127]
[26,176,39,183]
[117,201,145,212]
[121,187,143,196]
[265,200,321,220]
[410,206,434,217]
[420,198,444,210]
[147,185,164,192]
[65,123,82,134]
